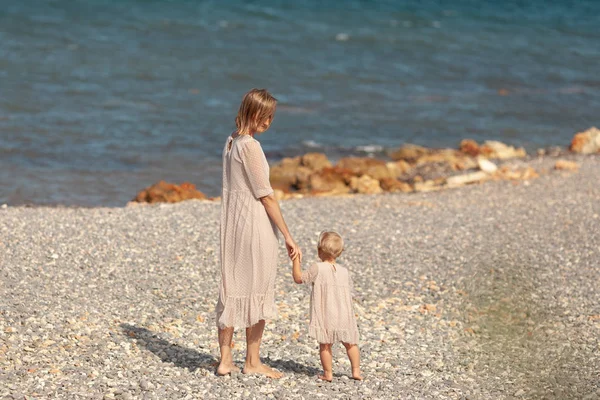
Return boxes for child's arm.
[292,255,303,284]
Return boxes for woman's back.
[222,134,271,198]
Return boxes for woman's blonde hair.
[235,89,277,135]
[318,231,344,259]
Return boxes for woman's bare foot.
[351,368,363,380]
[318,371,333,382]
[242,363,283,379]
[216,363,240,376]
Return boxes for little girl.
[292,231,362,381]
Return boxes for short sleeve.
[301,263,320,284]
[240,140,274,199]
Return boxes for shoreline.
[2,127,598,207]
[3,149,598,210]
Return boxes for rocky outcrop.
[349,175,383,194]
[379,178,413,193]
[270,153,330,192]
[479,141,527,160]
[337,157,394,180]
[133,181,206,203]
[570,127,600,154]
[308,167,353,194]
[388,144,430,163]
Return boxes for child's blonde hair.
[318,231,344,259]
[235,89,277,135]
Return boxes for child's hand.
[292,251,302,263]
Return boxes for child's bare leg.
[242,319,283,379]
[217,327,239,375]
[318,343,333,381]
[343,342,362,380]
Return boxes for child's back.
[291,230,362,381]
[304,262,359,345]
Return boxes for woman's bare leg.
[342,342,363,380]
[242,319,283,379]
[217,327,239,375]
[318,343,333,381]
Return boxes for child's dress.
[302,262,359,344]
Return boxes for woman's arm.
[260,194,301,260]
[291,254,303,284]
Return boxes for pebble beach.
[1,155,599,400]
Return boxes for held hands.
[285,237,302,263]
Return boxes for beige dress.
[215,134,279,329]
[302,262,360,344]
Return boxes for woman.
[215,89,301,378]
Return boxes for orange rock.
[134,181,206,203]
[309,167,353,194]
[554,159,579,172]
[570,127,600,154]
[388,144,430,162]
[349,175,382,194]
[301,152,331,171]
[337,157,394,180]
[480,141,527,160]
[270,163,299,192]
[379,178,413,193]
[460,139,480,157]
[386,160,413,178]
[269,154,331,192]
[295,166,313,191]
[415,149,472,170]
[280,156,301,168]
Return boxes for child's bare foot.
[242,363,283,379]
[216,362,240,376]
[318,371,333,382]
[351,368,363,381]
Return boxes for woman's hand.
[285,237,302,262]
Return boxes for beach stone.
[309,167,353,194]
[446,171,488,188]
[301,153,331,171]
[280,156,301,168]
[386,160,413,178]
[337,157,393,180]
[133,181,206,203]
[480,141,527,160]
[414,149,472,171]
[295,166,314,191]
[477,158,498,174]
[270,163,300,192]
[554,160,579,172]
[460,139,480,157]
[270,154,330,192]
[570,127,600,154]
[350,175,382,194]
[389,144,430,162]
[414,180,443,192]
[379,178,413,193]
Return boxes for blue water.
[1,0,599,205]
